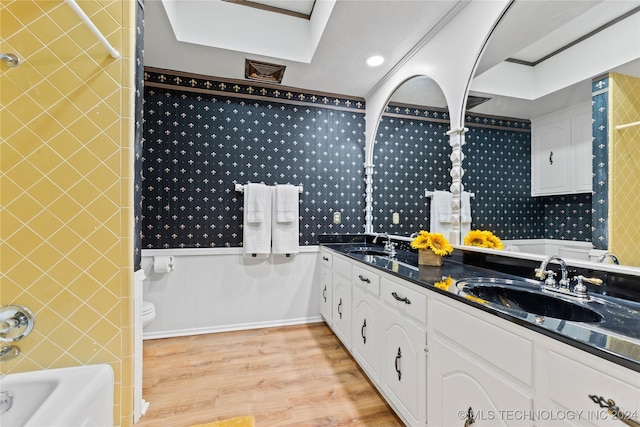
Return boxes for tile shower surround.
[142,69,593,249]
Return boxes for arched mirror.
[371,75,452,236]
[463,0,640,266]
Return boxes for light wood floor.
[137,323,403,427]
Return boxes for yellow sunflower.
[464,230,487,247]
[428,233,454,256]
[410,230,431,250]
[434,275,454,291]
[485,233,504,249]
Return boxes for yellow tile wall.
[609,72,640,266]
[0,1,135,425]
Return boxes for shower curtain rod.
[65,0,120,59]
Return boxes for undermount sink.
[456,277,604,323]
[346,246,389,256]
[0,364,113,427]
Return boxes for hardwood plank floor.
[137,323,403,427]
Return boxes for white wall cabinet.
[531,103,592,196]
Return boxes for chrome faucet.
[597,253,620,264]
[535,255,569,290]
[373,233,397,258]
[535,255,603,299]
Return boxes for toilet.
[141,301,156,329]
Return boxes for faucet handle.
[581,277,603,286]
[534,268,547,279]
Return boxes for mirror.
[462,0,640,267]
[371,75,451,235]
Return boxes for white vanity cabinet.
[331,255,352,348]
[351,265,381,381]
[428,296,535,426]
[380,277,428,427]
[318,249,333,323]
[536,340,640,426]
[531,103,592,196]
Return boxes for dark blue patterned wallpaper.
[141,68,595,248]
[373,106,450,234]
[142,69,365,248]
[592,76,609,249]
[463,122,547,240]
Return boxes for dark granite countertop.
[320,238,640,373]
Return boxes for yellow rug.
[190,416,255,427]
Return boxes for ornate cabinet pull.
[322,256,329,261]
[588,395,640,426]
[361,319,367,344]
[464,407,476,427]
[337,298,343,319]
[549,151,554,165]
[394,347,402,381]
[322,285,327,302]
[392,292,411,305]
[358,275,371,283]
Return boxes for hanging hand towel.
[461,191,473,236]
[275,184,299,223]
[429,191,453,236]
[243,183,272,258]
[272,184,299,255]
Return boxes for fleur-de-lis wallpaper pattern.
[141,69,594,249]
[142,69,366,248]
[592,76,609,250]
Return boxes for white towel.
[430,191,453,235]
[461,191,472,236]
[272,185,299,255]
[246,182,268,223]
[275,184,298,223]
[243,184,272,258]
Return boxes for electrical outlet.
[392,212,400,224]
[333,212,341,224]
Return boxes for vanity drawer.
[430,298,533,386]
[319,249,332,268]
[352,265,380,295]
[333,255,351,278]
[381,277,427,324]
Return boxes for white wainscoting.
[141,247,321,339]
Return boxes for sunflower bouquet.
[410,230,453,256]
[463,230,504,250]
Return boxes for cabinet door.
[332,272,351,348]
[381,308,426,426]
[429,335,533,427]
[538,350,640,426]
[352,286,380,382]
[532,116,571,196]
[319,266,332,324]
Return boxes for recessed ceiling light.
[366,55,384,67]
